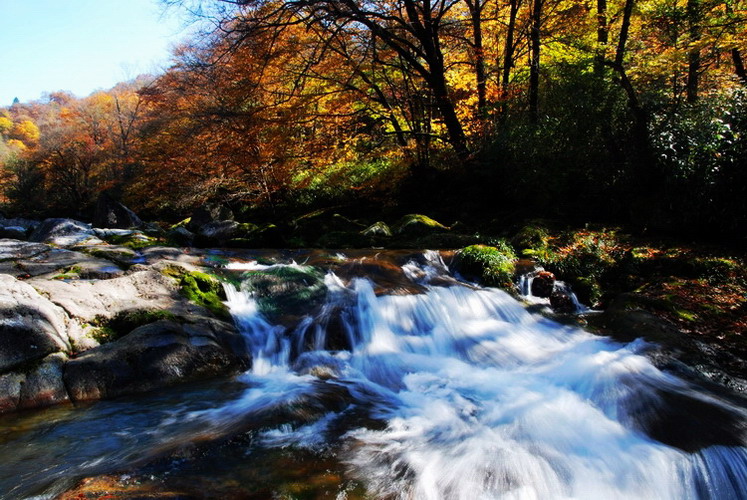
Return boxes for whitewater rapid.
[210,255,747,499]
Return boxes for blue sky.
[0,0,189,106]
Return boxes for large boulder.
[29,268,193,325]
[63,318,247,401]
[187,204,234,232]
[0,216,39,240]
[15,248,124,279]
[195,220,240,246]
[0,275,71,373]
[30,218,101,247]
[93,193,143,229]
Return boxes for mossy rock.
[242,266,327,323]
[361,221,392,238]
[170,218,192,230]
[80,246,138,266]
[179,271,230,319]
[226,224,285,248]
[108,232,159,250]
[51,265,82,280]
[511,222,551,257]
[691,257,742,284]
[454,242,517,289]
[392,214,449,236]
[161,265,230,319]
[91,309,179,344]
[568,276,602,307]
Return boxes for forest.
[1,0,746,239]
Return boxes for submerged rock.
[241,266,327,324]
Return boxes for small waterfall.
[518,268,588,313]
[215,255,747,499]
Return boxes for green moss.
[52,265,82,280]
[511,222,551,257]
[170,217,191,230]
[393,214,449,235]
[455,242,517,289]
[179,271,230,319]
[108,232,159,250]
[90,309,179,344]
[242,266,327,322]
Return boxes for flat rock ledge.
[0,230,249,414]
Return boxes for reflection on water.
[1,251,746,499]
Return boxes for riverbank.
[1,212,745,412]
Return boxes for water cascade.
[212,255,747,499]
[0,252,745,498]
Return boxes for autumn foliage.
[1,0,745,235]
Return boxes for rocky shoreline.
[0,217,249,413]
[2,211,745,415]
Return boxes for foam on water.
[216,257,747,499]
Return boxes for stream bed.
[1,250,745,499]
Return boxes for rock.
[0,239,51,261]
[0,372,23,413]
[17,352,69,410]
[139,247,203,266]
[392,214,449,236]
[195,220,240,246]
[16,248,124,279]
[241,266,327,324]
[30,218,100,247]
[550,287,577,313]
[63,319,247,401]
[362,221,392,238]
[187,204,234,232]
[531,271,556,298]
[167,226,195,247]
[0,275,71,373]
[0,216,39,240]
[453,243,517,289]
[0,227,28,240]
[73,244,138,267]
[93,193,143,229]
[29,268,193,326]
[0,216,39,231]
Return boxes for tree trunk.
[595,0,609,75]
[529,0,543,123]
[733,48,747,85]
[466,0,487,118]
[502,0,520,92]
[685,0,701,103]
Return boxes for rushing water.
[0,251,746,499]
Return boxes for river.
[0,250,745,499]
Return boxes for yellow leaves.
[0,116,12,135]
[6,139,28,152]
[10,120,40,145]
